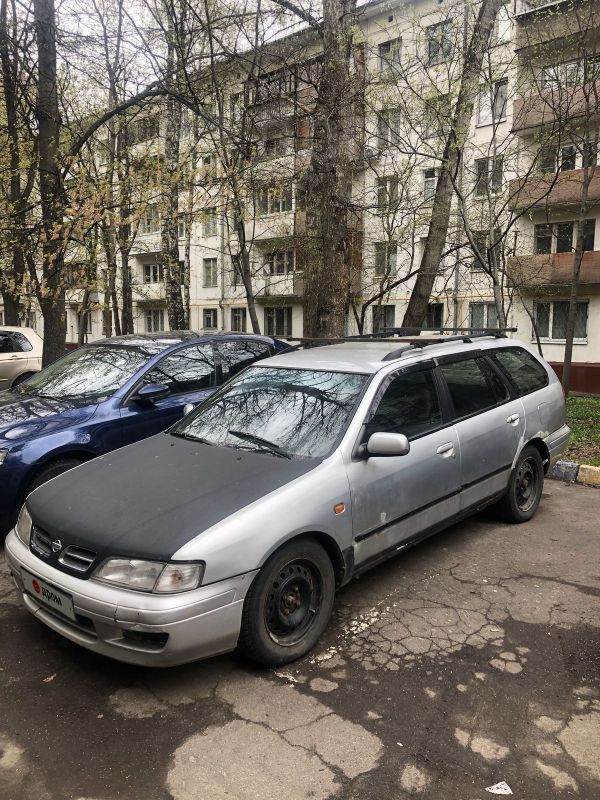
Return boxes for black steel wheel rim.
[515,457,538,512]
[265,559,322,647]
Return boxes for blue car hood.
[0,390,98,445]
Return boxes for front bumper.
[544,423,571,469]
[5,530,257,667]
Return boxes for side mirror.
[134,382,170,404]
[366,432,410,457]
[183,402,195,417]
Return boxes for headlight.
[16,504,32,546]
[93,558,204,593]
[0,449,8,466]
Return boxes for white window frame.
[202,308,218,330]
[202,257,218,288]
[145,308,164,333]
[533,300,589,343]
[202,208,217,237]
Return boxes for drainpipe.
[219,207,226,330]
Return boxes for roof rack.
[284,328,517,361]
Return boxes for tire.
[28,458,85,495]
[238,538,336,666]
[11,372,35,388]
[495,445,544,524]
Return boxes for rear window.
[492,348,549,396]
[439,357,500,418]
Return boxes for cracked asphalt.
[1,480,599,800]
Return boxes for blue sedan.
[0,331,286,534]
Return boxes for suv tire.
[495,445,544,524]
[238,538,335,666]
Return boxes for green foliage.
[565,395,600,466]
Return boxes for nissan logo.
[51,539,62,554]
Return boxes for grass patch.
[565,395,600,466]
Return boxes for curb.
[550,460,600,486]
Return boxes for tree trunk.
[302,0,358,339]
[33,0,66,365]
[402,0,504,329]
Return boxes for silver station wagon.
[6,334,570,667]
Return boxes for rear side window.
[440,357,499,418]
[492,348,549,395]
[146,344,216,393]
[218,340,271,378]
[11,332,33,352]
[365,369,442,440]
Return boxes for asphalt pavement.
[1,479,599,800]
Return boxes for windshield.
[18,345,149,401]
[172,366,368,458]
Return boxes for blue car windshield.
[18,345,149,400]
[172,366,368,459]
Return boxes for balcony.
[250,98,295,125]
[514,0,599,51]
[255,272,305,304]
[132,281,166,302]
[509,168,600,210]
[507,250,600,287]
[512,81,600,133]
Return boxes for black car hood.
[0,390,96,444]
[26,433,318,571]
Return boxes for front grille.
[31,525,52,557]
[59,545,96,573]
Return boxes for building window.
[537,146,556,173]
[203,257,218,288]
[231,307,247,332]
[139,205,160,235]
[145,308,164,333]
[470,229,501,271]
[534,220,595,254]
[475,157,503,197]
[478,80,508,125]
[264,137,290,158]
[374,242,397,276]
[470,302,499,330]
[0,311,3,325]
[377,107,402,147]
[378,38,402,72]
[583,141,598,168]
[265,250,294,275]
[377,176,399,210]
[265,306,293,337]
[202,207,217,237]
[494,5,512,43]
[534,300,588,340]
[426,21,452,65]
[423,92,450,138]
[143,263,163,284]
[257,183,293,215]
[129,115,160,146]
[178,214,186,239]
[559,146,577,171]
[423,168,437,202]
[372,304,395,333]
[203,308,218,329]
[424,303,443,331]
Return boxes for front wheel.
[237,538,335,666]
[495,445,544,524]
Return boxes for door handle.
[506,413,520,425]
[436,442,456,458]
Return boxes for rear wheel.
[495,445,543,523]
[27,458,85,496]
[238,538,335,666]
[11,372,35,388]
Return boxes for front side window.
[145,344,216,393]
[492,348,548,395]
[365,369,442,440]
[171,367,368,459]
[440,357,501,418]
[0,333,16,353]
[19,345,150,400]
[218,340,271,378]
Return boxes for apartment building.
[2,0,598,391]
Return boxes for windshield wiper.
[228,429,291,459]
[171,430,213,445]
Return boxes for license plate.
[21,570,76,622]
